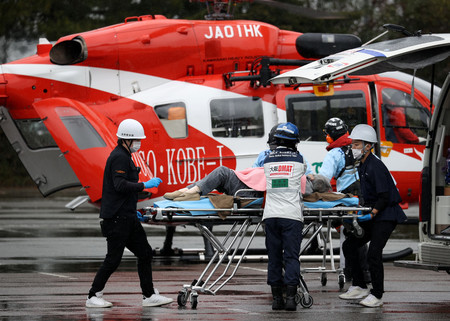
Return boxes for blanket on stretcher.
[153,193,359,218]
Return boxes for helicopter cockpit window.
[286,91,367,141]
[55,107,106,150]
[210,97,264,138]
[15,119,58,150]
[382,88,430,144]
[154,102,188,139]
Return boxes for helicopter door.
[0,106,80,196]
[31,98,118,202]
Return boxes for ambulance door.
[375,82,431,204]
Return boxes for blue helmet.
[274,122,300,142]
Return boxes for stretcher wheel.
[177,290,188,307]
[190,293,198,309]
[338,274,345,289]
[321,273,327,286]
[300,294,313,308]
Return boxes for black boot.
[285,285,298,311]
[271,286,285,310]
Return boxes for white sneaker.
[339,286,370,300]
[359,294,383,307]
[86,291,113,308]
[142,292,173,307]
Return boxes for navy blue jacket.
[358,153,407,223]
[100,145,145,219]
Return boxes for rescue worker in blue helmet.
[254,124,314,175]
[340,124,407,307]
[263,122,306,311]
[86,119,173,308]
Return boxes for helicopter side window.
[382,88,430,144]
[15,119,58,150]
[154,103,188,139]
[286,91,367,141]
[55,107,106,150]
[210,97,264,138]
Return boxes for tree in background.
[0,0,448,187]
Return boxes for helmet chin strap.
[361,142,373,159]
[123,139,133,154]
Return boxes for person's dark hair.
[274,137,297,150]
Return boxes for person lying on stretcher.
[162,160,332,202]
[164,126,315,202]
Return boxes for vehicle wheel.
[177,290,188,307]
[338,274,345,290]
[300,294,313,308]
[190,294,198,309]
[295,292,301,305]
[321,273,327,286]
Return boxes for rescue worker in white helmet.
[318,117,370,283]
[86,119,173,308]
[339,124,407,308]
[263,122,306,311]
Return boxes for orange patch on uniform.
[115,170,126,174]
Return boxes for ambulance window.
[55,107,106,150]
[15,119,58,149]
[286,91,366,141]
[210,97,264,138]
[155,102,188,139]
[382,88,430,144]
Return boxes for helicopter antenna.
[190,0,247,20]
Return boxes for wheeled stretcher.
[143,192,370,309]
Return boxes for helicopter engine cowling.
[50,36,88,65]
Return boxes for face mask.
[130,141,141,153]
[352,148,363,160]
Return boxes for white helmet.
[349,124,377,143]
[116,119,146,139]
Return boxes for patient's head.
[304,174,332,194]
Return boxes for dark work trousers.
[265,218,304,286]
[89,215,155,298]
[189,166,260,197]
[342,220,396,299]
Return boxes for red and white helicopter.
[0,0,442,209]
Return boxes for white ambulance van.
[271,31,450,273]
[395,74,450,273]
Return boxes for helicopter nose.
[0,66,7,107]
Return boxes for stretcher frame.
[144,199,370,309]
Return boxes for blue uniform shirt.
[319,147,359,192]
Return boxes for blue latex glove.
[143,177,162,189]
[357,213,373,222]
[137,211,149,223]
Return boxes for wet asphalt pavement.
[0,188,449,320]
